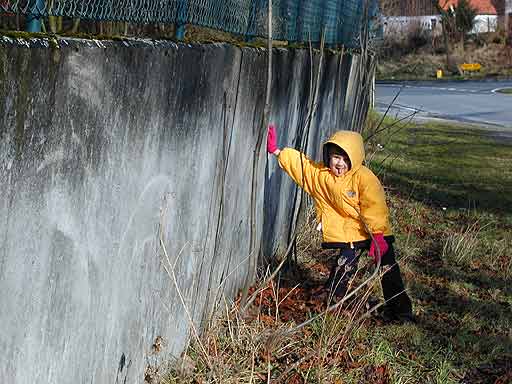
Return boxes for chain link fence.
[1,0,379,47]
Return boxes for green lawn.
[368,121,512,214]
[496,88,512,95]
[361,117,512,383]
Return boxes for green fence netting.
[1,0,379,47]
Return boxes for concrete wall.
[0,36,368,383]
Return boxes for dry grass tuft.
[442,220,487,265]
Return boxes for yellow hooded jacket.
[278,130,391,245]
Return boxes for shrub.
[407,22,429,49]
[492,35,503,44]
[454,0,477,38]
[379,20,430,60]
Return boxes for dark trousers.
[325,243,412,316]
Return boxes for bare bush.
[380,19,431,59]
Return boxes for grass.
[155,117,512,384]
[496,88,512,95]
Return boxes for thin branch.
[242,0,273,307]
[284,261,380,333]
[289,28,325,264]
[158,225,215,375]
[365,85,404,142]
[241,231,297,313]
[367,107,419,144]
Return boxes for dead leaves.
[362,364,391,384]
[462,358,512,384]
[246,282,328,325]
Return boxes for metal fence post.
[25,0,44,32]
[175,24,186,39]
[245,0,259,42]
[175,0,188,40]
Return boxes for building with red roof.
[441,0,498,15]
[442,0,499,33]
[442,1,512,35]
[380,0,505,35]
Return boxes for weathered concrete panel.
[0,37,368,383]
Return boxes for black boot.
[379,244,414,322]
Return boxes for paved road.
[375,80,512,129]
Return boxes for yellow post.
[436,69,443,79]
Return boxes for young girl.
[267,125,413,322]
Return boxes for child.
[267,125,413,322]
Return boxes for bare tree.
[432,0,459,73]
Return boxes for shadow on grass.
[380,166,512,215]
[412,283,512,381]
[372,125,512,215]
[406,249,512,381]
[368,120,512,378]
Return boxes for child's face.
[329,153,350,177]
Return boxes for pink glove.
[369,233,388,264]
[267,124,278,154]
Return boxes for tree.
[454,0,477,45]
[432,0,458,72]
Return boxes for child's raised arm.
[267,124,320,196]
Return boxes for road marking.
[376,101,425,113]
[378,83,512,95]
[395,104,422,112]
[491,87,511,94]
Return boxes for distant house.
[442,0,498,33]
[381,0,503,37]
[380,0,442,37]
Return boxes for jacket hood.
[322,130,365,173]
